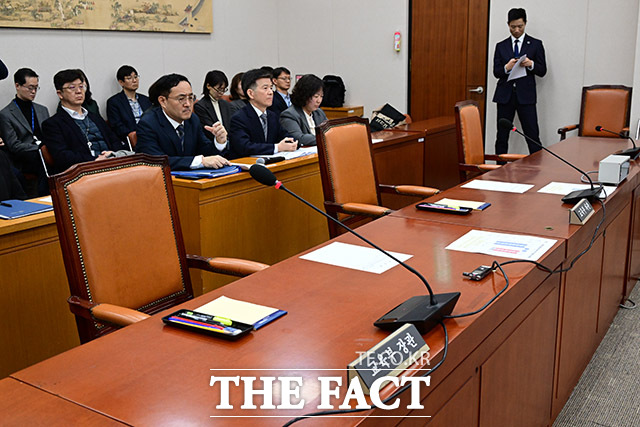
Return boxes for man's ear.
[56,90,64,101]
[246,88,255,100]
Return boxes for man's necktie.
[260,113,268,140]
[514,39,520,58]
[176,124,185,151]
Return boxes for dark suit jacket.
[279,106,328,146]
[106,91,152,140]
[0,150,26,202]
[269,91,289,116]
[492,34,547,105]
[229,103,289,159]
[135,106,226,170]
[0,101,50,154]
[193,96,232,140]
[42,110,127,173]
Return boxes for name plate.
[569,198,594,225]
[347,324,430,394]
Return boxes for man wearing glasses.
[106,65,152,141]
[42,69,128,173]
[0,68,50,195]
[135,73,230,170]
[269,67,292,115]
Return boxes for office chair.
[315,117,439,238]
[127,131,137,150]
[37,143,54,178]
[49,154,268,343]
[455,100,526,182]
[558,85,632,140]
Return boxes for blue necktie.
[514,39,520,58]
[176,124,185,151]
[260,113,268,140]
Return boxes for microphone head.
[249,164,278,186]
[595,126,603,131]
[498,118,514,130]
[255,157,266,165]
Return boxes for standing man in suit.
[229,68,297,159]
[106,65,152,142]
[492,8,547,155]
[269,67,292,116]
[0,68,50,195]
[136,73,230,170]
[42,69,128,173]
[193,70,233,142]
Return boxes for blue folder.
[171,165,241,180]
[0,200,53,220]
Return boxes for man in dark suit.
[0,150,26,202]
[42,69,128,174]
[269,67,292,116]
[193,70,233,142]
[106,65,152,141]
[492,8,547,155]
[136,73,230,170]
[229,69,297,159]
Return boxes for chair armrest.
[187,254,268,278]
[557,124,578,140]
[378,184,439,197]
[477,164,501,171]
[67,296,149,327]
[621,128,629,138]
[338,202,393,217]
[485,153,526,162]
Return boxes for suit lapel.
[9,103,31,133]
[120,91,136,127]
[249,107,266,143]
[157,109,183,154]
[61,111,91,153]
[298,107,310,133]
[520,35,531,57]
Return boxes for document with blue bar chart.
[445,230,556,261]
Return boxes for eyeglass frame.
[61,84,87,92]
[166,94,197,104]
[20,84,40,92]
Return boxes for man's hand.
[96,151,114,160]
[202,155,230,169]
[505,58,518,71]
[521,57,534,68]
[204,122,228,144]
[276,137,298,152]
[0,137,4,147]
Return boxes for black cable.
[282,321,448,426]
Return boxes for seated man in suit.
[106,65,152,142]
[42,69,128,173]
[135,73,230,170]
[269,67,292,115]
[193,70,233,142]
[229,68,297,159]
[280,74,328,147]
[0,67,50,195]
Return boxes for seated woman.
[228,72,248,115]
[279,74,327,147]
[194,70,233,141]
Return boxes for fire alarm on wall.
[394,31,401,52]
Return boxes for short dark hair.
[117,65,138,82]
[148,73,190,106]
[508,8,526,24]
[229,72,245,100]
[260,65,274,75]
[202,70,228,95]
[53,69,85,91]
[291,74,324,108]
[14,68,38,85]
[241,69,272,98]
[272,67,291,80]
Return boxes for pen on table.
[0,202,12,207]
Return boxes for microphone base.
[561,188,601,205]
[616,147,640,160]
[374,292,461,334]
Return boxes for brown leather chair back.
[50,154,192,342]
[579,85,632,137]
[127,131,138,149]
[455,100,485,166]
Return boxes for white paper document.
[372,138,384,144]
[507,54,528,81]
[461,179,534,193]
[446,229,557,261]
[252,146,317,161]
[299,242,412,274]
[537,182,616,199]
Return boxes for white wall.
[0,0,408,119]
[486,0,640,154]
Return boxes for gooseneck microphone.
[249,164,459,333]
[499,119,603,204]
[595,126,640,159]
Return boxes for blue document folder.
[171,165,241,180]
[0,200,53,220]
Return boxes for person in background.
[193,70,233,142]
[279,74,327,147]
[228,72,248,115]
[56,69,102,118]
[0,58,8,80]
[0,68,50,196]
[106,65,152,141]
[43,69,127,173]
[0,149,26,201]
[269,66,292,115]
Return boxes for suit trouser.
[495,90,542,155]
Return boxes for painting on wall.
[0,0,212,33]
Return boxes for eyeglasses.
[62,84,86,92]
[213,86,228,94]
[21,85,40,92]
[124,74,140,81]
[277,76,291,82]
[168,94,197,104]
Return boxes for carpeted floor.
[553,284,640,427]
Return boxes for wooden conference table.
[6,135,635,425]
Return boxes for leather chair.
[315,117,439,238]
[127,131,137,150]
[558,85,632,140]
[38,143,54,178]
[455,100,525,182]
[49,154,268,343]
